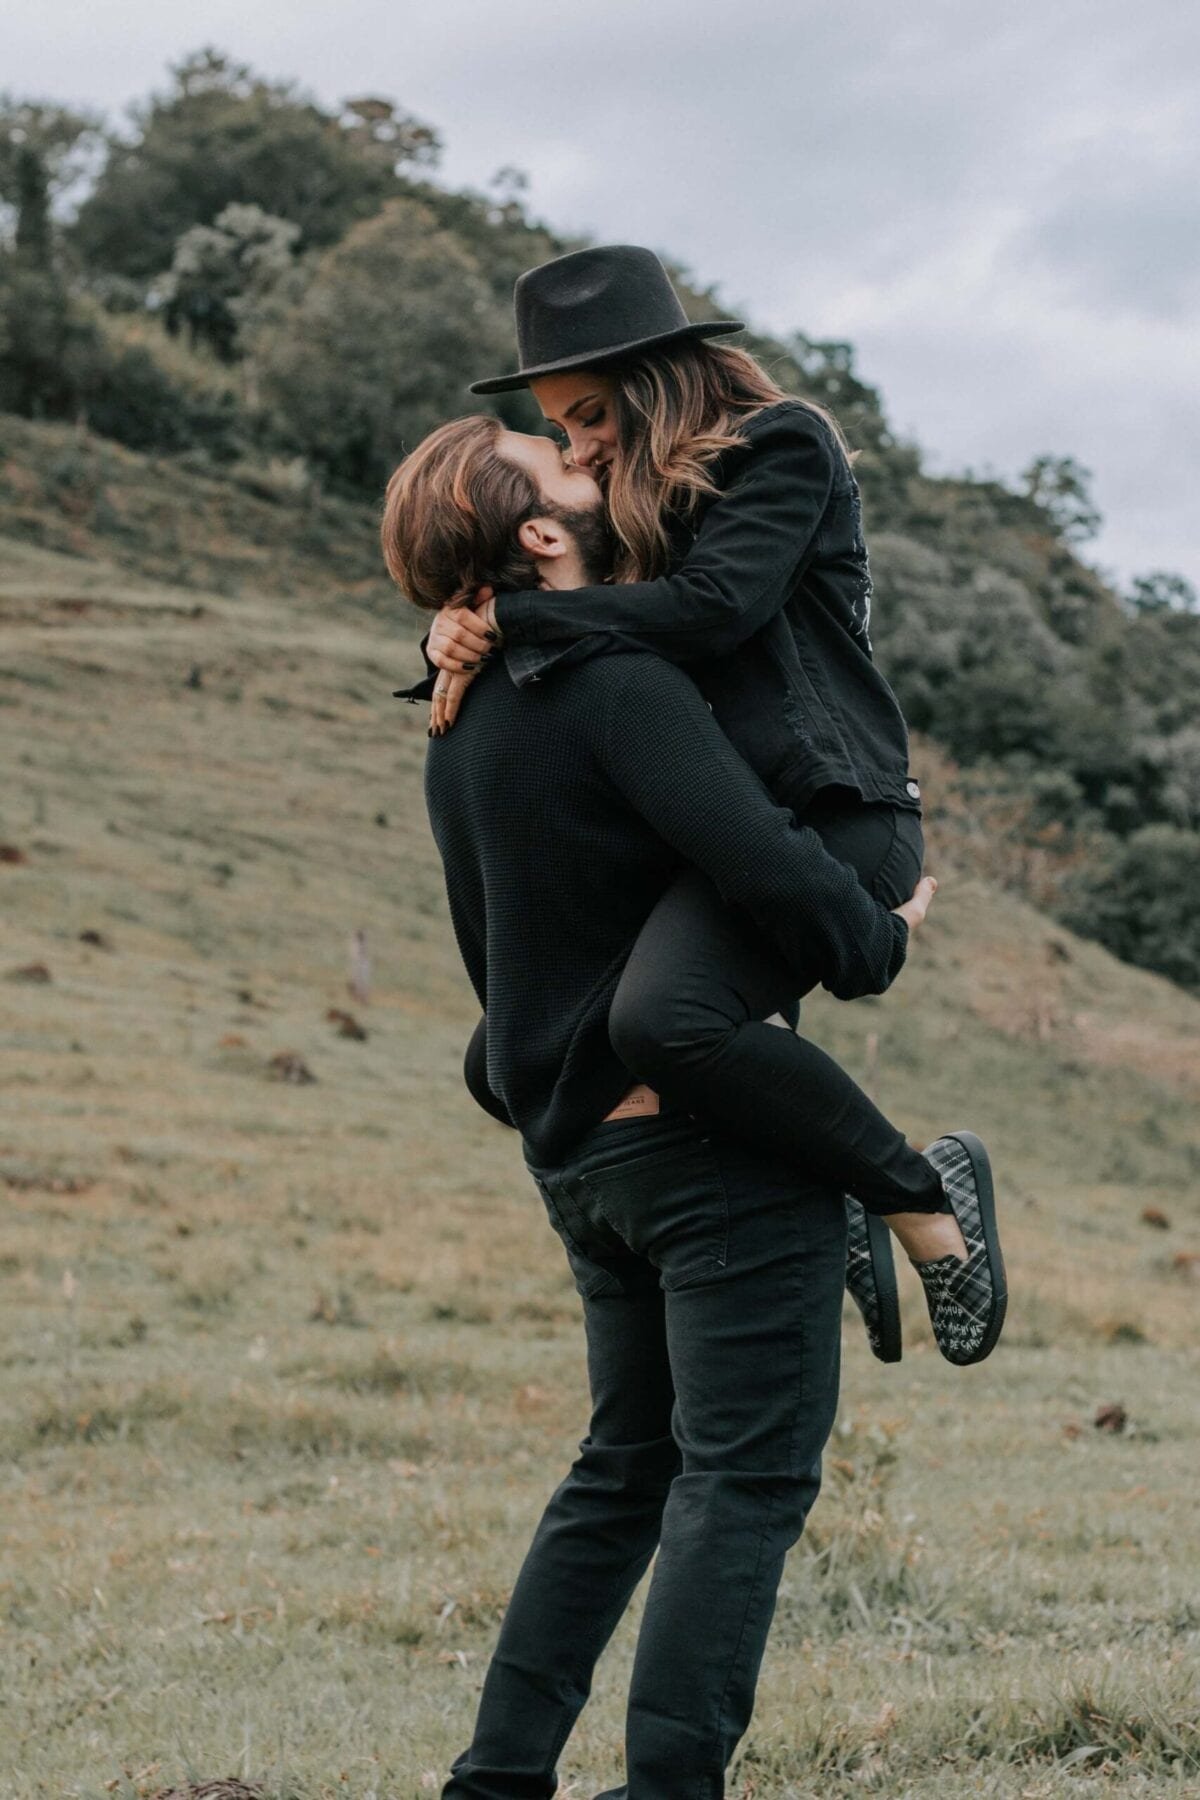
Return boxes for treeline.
[2,48,1198,989]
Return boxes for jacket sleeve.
[392,629,439,704]
[596,657,908,1001]
[494,405,838,663]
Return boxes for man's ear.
[516,516,568,559]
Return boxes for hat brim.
[468,318,745,395]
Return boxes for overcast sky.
[11,0,1199,590]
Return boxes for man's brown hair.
[381,414,540,612]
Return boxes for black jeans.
[608,793,943,1216]
[442,1112,846,1800]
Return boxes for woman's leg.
[608,800,944,1218]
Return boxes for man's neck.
[536,555,591,591]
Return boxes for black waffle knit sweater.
[422,647,908,1165]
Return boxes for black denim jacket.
[400,400,921,816]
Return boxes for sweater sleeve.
[463,1013,516,1129]
[596,657,908,1001]
[493,405,837,663]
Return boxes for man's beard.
[541,500,618,585]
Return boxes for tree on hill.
[0,95,103,261]
[1128,570,1197,615]
[157,202,302,360]
[1021,453,1102,544]
[402,172,569,313]
[255,196,511,490]
[70,49,439,281]
[0,97,103,416]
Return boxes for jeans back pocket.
[575,1137,729,1291]
[531,1175,626,1299]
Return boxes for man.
[384,415,936,1798]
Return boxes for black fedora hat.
[469,245,744,395]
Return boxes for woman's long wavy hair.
[603,339,849,581]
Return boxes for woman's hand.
[431,669,477,735]
[893,874,938,932]
[427,590,503,733]
[427,588,501,673]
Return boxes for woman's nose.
[573,437,602,470]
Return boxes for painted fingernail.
[485,629,499,641]
[463,661,479,670]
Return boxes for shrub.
[1061,824,1200,991]
[66,325,244,459]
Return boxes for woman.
[424,244,1005,1367]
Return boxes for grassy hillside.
[0,412,396,613]
[2,523,1198,1800]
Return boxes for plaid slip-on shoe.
[913,1130,1007,1366]
[844,1195,902,1363]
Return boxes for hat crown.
[468,244,743,393]
[514,245,691,374]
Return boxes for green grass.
[1,520,1198,1799]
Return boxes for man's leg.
[575,1131,847,1800]
[442,1167,680,1800]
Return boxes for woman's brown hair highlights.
[381,414,541,611]
[605,339,850,581]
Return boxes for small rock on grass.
[5,961,51,983]
[268,1049,316,1083]
[2,1166,94,1195]
[326,1006,368,1040]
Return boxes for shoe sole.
[863,1208,902,1363]
[942,1128,1008,1363]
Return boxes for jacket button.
[906,779,921,799]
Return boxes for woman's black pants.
[605,793,943,1217]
